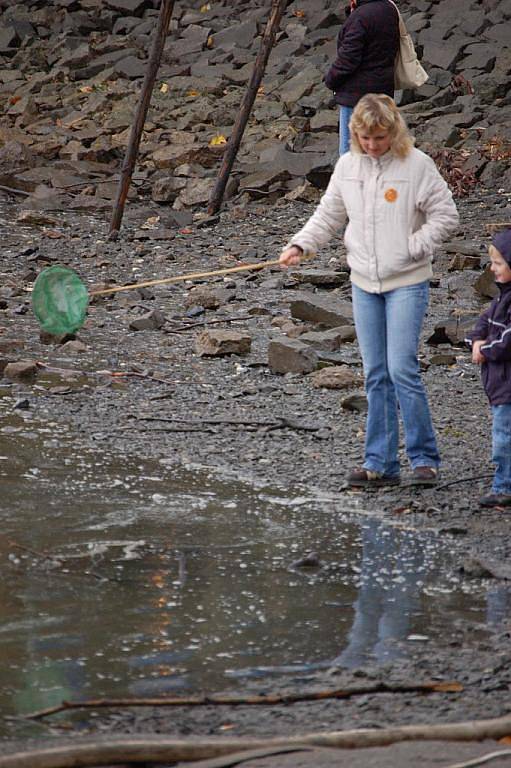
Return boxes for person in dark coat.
[466,229,511,508]
[325,0,400,154]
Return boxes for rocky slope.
[0,0,510,216]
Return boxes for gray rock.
[474,265,498,299]
[290,292,353,328]
[113,56,147,79]
[104,0,149,14]
[196,330,252,357]
[185,286,221,310]
[429,352,457,366]
[0,141,37,174]
[151,176,187,203]
[309,110,339,133]
[279,65,323,108]
[211,20,258,50]
[175,178,216,209]
[309,365,360,390]
[426,316,479,346]
[60,340,87,353]
[0,26,19,53]
[3,360,38,380]
[448,254,481,271]
[129,310,166,331]
[268,336,318,375]
[300,326,356,351]
[341,392,368,413]
[289,269,349,287]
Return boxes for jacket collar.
[497,280,511,296]
[361,151,395,170]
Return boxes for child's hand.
[279,245,303,268]
[472,340,486,364]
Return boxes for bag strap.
[387,0,408,37]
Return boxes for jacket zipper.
[373,158,382,291]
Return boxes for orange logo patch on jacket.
[384,188,398,202]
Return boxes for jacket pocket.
[375,179,412,271]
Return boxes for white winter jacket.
[289,147,459,293]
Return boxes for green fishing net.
[31,265,89,336]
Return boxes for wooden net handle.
[89,252,314,297]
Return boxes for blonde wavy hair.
[349,94,414,159]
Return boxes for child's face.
[489,245,511,284]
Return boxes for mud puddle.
[0,404,507,740]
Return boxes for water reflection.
[0,410,501,741]
[334,519,424,668]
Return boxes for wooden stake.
[207,0,288,215]
[109,0,175,239]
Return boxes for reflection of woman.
[324,0,399,154]
[334,519,423,668]
[280,95,459,487]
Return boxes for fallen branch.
[443,750,511,768]
[0,184,31,197]
[434,474,494,491]
[5,538,110,582]
[181,745,316,768]
[25,680,462,720]
[35,362,177,386]
[3,713,511,768]
[6,538,62,565]
[136,416,325,432]
[164,314,254,332]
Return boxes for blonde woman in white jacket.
[280,94,459,487]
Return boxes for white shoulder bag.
[388,0,429,90]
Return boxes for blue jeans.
[339,106,353,155]
[491,404,511,494]
[352,282,440,477]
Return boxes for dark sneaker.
[347,467,400,487]
[410,466,438,486]
[480,493,511,508]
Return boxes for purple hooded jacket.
[466,230,511,406]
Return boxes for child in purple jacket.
[467,229,511,507]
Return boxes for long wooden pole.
[90,251,314,297]
[3,715,511,767]
[207,0,288,215]
[109,0,175,239]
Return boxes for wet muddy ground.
[1,190,511,757]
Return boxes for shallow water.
[1,398,507,741]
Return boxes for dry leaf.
[187,89,199,98]
[200,2,211,10]
[160,82,169,94]
[499,736,511,744]
[209,134,227,146]
[207,35,214,48]
[9,95,21,105]
[293,9,306,17]
[78,85,94,93]
[141,215,160,229]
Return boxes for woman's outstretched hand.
[279,245,303,268]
